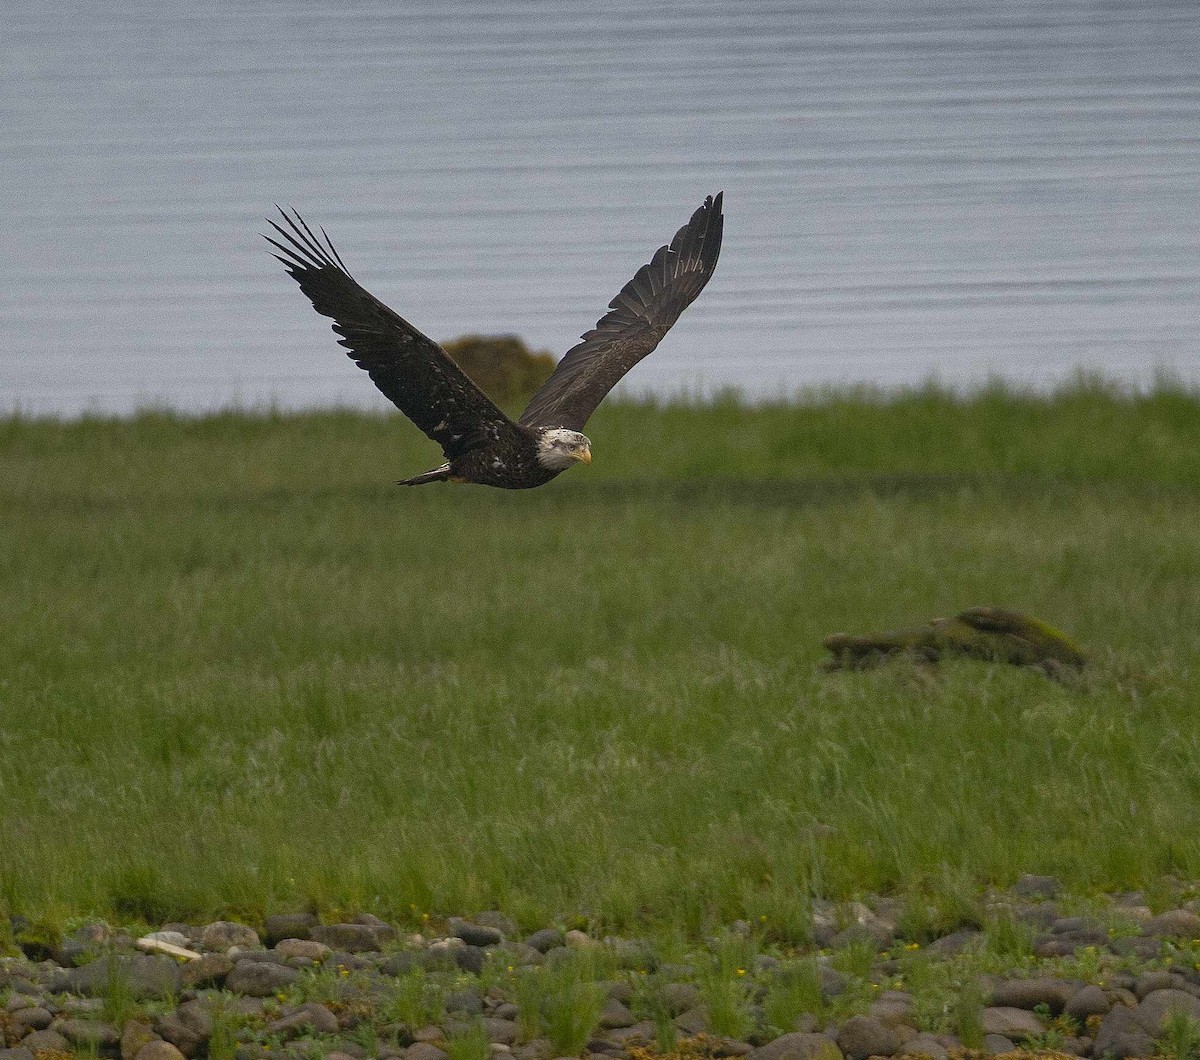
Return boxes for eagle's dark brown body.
[267,194,723,489]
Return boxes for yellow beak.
[579,447,592,465]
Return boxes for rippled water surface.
[3,1,1198,414]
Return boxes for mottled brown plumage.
[266,193,723,488]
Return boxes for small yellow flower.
[759,915,767,922]
[905,942,920,951]
[736,968,746,976]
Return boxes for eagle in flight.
[266,193,723,489]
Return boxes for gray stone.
[1012,875,1061,900]
[445,990,484,1016]
[406,1045,449,1060]
[179,953,233,989]
[818,966,850,1000]
[923,929,980,956]
[1111,936,1163,961]
[137,1043,188,1060]
[663,982,701,1016]
[1135,970,1180,998]
[1144,909,1200,939]
[201,921,260,953]
[989,977,1075,1013]
[12,1008,53,1031]
[55,1018,121,1047]
[1092,1006,1155,1059]
[0,1049,35,1060]
[454,945,486,975]
[869,991,916,1029]
[836,1015,900,1060]
[381,951,421,977]
[609,1022,655,1045]
[896,1034,947,1060]
[352,913,396,943]
[263,914,318,945]
[1134,988,1200,1033]
[675,1006,710,1035]
[121,1019,159,1060]
[605,938,656,971]
[979,1007,1045,1040]
[474,911,518,937]
[274,939,330,962]
[155,1001,213,1056]
[495,942,543,967]
[481,1018,518,1045]
[980,1034,1014,1056]
[224,960,300,996]
[68,955,182,1000]
[18,1029,71,1054]
[448,918,503,947]
[747,1031,843,1060]
[599,998,637,1029]
[524,929,565,954]
[710,1038,753,1057]
[310,923,381,953]
[267,1002,339,1038]
[1065,984,1111,1019]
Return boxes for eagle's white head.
[536,428,592,471]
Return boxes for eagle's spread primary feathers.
[266,193,724,489]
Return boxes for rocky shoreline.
[4,878,1200,1060]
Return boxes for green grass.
[3,382,1200,937]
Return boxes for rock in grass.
[266,1002,339,1038]
[989,977,1076,1013]
[836,1015,900,1060]
[56,1018,122,1048]
[445,990,484,1016]
[980,1007,1045,1040]
[154,1001,213,1057]
[1065,984,1111,1019]
[274,939,331,962]
[406,1044,449,1060]
[179,953,233,989]
[980,1034,1015,1056]
[263,914,317,945]
[310,923,381,953]
[481,1018,519,1045]
[1012,875,1062,900]
[1092,1006,1156,1059]
[524,928,564,953]
[448,917,503,947]
[453,944,486,975]
[1144,909,1200,938]
[137,1043,188,1060]
[224,960,300,996]
[896,1034,948,1060]
[0,1049,35,1060]
[1133,989,1200,1033]
[598,998,637,1029]
[16,1029,71,1055]
[12,1007,53,1031]
[68,955,181,1000]
[748,1032,844,1060]
[122,1019,160,1060]
[200,921,260,952]
[1134,969,1179,997]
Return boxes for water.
[3,0,1198,416]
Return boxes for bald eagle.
[266,193,724,489]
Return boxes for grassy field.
[3,382,1200,941]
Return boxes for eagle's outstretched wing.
[266,209,523,461]
[519,193,724,432]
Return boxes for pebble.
[448,917,504,947]
[310,923,382,953]
[836,1014,899,1060]
[224,959,300,996]
[980,1007,1045,1040]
